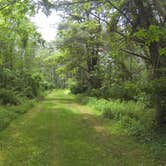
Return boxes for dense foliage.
[50,0,166,126]
[0,0,55,105]
[0,0,56,129]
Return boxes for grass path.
[0,90,161,166]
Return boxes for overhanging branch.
[53,0,96,8]
[120,49,151,62]
[105,0,134,26]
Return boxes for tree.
[0,0,51,100]
[104,0,166,125]
[52,0,166,125]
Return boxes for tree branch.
[120,49,151,62]
[0,0,17,11]
[104,0,134,26]
[53,0,96,8]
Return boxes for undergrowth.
[76,95,166,161]
[0,100,35,131]
[0,88,49,131]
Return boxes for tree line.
[50,0,166,126]
[0,0,57,105]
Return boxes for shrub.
[100,81,150,102]
[10,100,35,114]
[0,107,19,130]
[70,84,88,94]
[103,107,115,119]
[42,81,55,90]
[87,88,101,97]
[80,96,155,137]
[0,89,21,105]
[0,100,35,131]
[105,85,126,99]
[120,116,145,137]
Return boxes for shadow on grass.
[0,93,163,166]
[44,98,77,105]
[42,94,166,166]
[45,106,159,166]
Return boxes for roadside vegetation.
[76,94,166,162]
[0,100,35,131]
[0,1,54,130]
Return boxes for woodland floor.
[0,90,163,166]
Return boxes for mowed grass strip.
[0,90,162,166]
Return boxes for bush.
[0,89,21,105]
[79,95,155,137]
[10,100,35,114]
[0,108,15,130]
[103,107,115,119]
[102,84,126,99]
[42,81,55,90]
[81,88,101,97]
[70,84,88,94]
[99,83,137,100]
[120,116,145,137]
[0,100,35,131]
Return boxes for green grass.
[0,100,35,131]
[76,95,166,162]
[0,90,165,165]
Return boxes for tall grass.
[77,95,157,137]
[77,95,166,161]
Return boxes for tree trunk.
[149,42,166,125]
[87,49,101,89]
